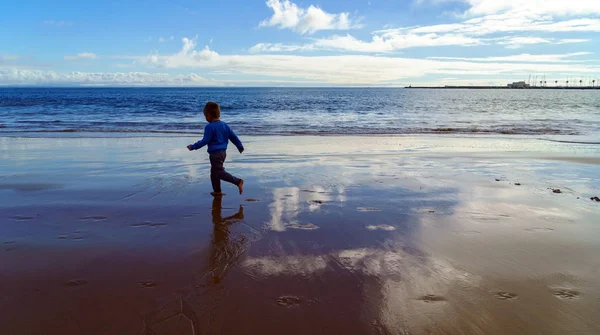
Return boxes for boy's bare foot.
[238,179,244,195]
[211,192,225,197]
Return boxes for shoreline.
[1,131,599,144]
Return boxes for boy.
[187,102,244,196]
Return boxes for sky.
[1,0,599,86]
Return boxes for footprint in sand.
[80,216,107,221]
[65,279,88,287]
[130,221,168,228]
[276,296,302,307]
[286,223,319,230]
[494,292,518,300]
[551,288,580,300]
[417,294,446,303]
[138,281,158,288]
[366,225,396,231]
[311,200,325,204]
[357,207,380,212]
[524,227,554,233]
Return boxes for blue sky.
[1,0,599,86]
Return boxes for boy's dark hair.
[203,101,220,119]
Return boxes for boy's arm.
[188,125,213,150]
[228,126,244,153]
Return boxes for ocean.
[1,87,599,141]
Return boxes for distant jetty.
[406,80,600,89]
[405,86,600,90]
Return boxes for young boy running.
[187,102,244,196]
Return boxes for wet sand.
[1,135,600,335]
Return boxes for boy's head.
[203,101,220,122]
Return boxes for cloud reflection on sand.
[267,185,346,231]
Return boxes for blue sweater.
[189,120,244,154]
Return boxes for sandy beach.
[1,135,599,334]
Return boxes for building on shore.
[507,81,530,89]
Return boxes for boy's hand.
[187,145,193,151]
[239,148,244,154]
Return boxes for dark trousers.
[209,151,241,193]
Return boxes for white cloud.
[158,37,165,43]
[429,52,592,63]
[556,39,590,44]
[259,0,360,34]
[249,30,589,54]
[142,37,218,68]
[495,36,590,49]
[134,38,600,84]
[399,14,600,36]
[64,52,98,60]
[249,42,315,53]
[6,38,599,86]
[0,69,219,86]
[461,0,600,16]
[251,5,597,54]
[315,32,482,52]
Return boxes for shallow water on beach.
[1,136,600,334]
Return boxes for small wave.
[542,139,600,145]
[426,127,573,135]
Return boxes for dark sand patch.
[244,198,260,202]
[65,279,88,287]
